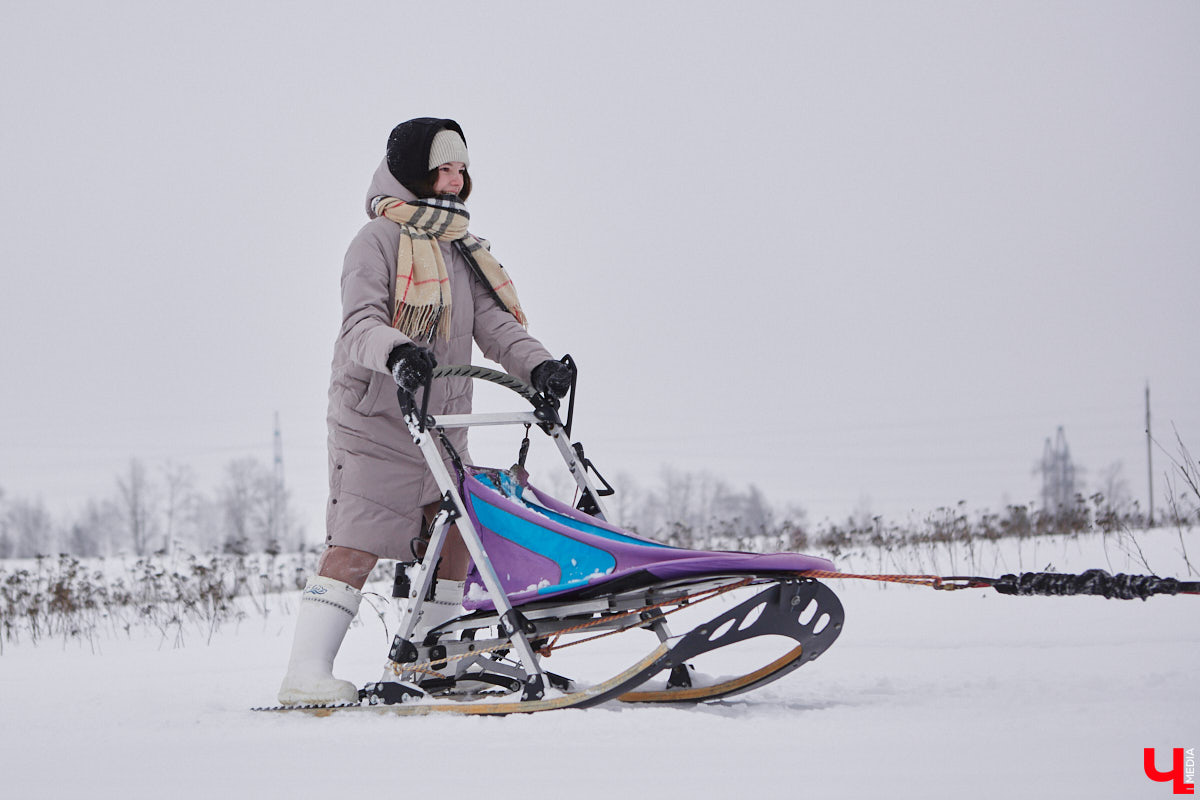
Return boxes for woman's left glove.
[530,359,574,399]
[387,343,437,394]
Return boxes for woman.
[278,118,573,705]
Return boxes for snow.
[2,529,1196,799]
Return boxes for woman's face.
[432,161,466,196]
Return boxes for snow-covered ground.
[2,528,1196,799]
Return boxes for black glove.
[387,343,437,394]
[530,359,574,399]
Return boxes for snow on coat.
[325,158,553,559]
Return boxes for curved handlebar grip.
[430,364,540,402]
[399,360,578,435]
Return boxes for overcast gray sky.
[2,1,1197,539]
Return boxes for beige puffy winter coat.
[324,159,553,559]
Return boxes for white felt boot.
[411,579,466,640]
[277,576,361,706]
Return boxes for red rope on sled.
[798,570,990,591]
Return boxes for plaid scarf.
[374,195,529,341]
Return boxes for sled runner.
[257,362,845,716]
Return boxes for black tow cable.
[988,569,1200,600]
[802,569,1200,600]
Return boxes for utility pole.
[1145,382,1154,527]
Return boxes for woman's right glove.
[387,343,437,394]
[530,359,574,399]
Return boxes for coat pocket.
[353,370,391,417]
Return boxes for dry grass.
[0,550,315,652]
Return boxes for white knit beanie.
[427,129,470,169]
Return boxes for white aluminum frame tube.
[399,411,547,688]
[392,396,615,694]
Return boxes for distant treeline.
[605,467,1180,558]
[0,458,301,559]
[2,455,1196,561]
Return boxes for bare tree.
[714,483,774,545]
[0,485,9,558]
[116,459,159,555]
[5,496,56,557]
[66,498,120,557]
[606,471,646,532]
[778,502,810,551]
[262,469,299,554]
[617,468,794,551]
[219,457,274,553]
[1095,461,1132,517]
[188,494,224,552]
[657,467,726,548]
[160,461,198,553]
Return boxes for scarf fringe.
[392,303,450,342]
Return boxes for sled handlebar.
[431,364,540,401]
[398,357,579,436]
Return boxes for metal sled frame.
[371,363,844,711]
[388,363,612,702]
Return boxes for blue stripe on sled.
[471,493,617,593]
[476,472,669,549]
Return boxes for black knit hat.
[386,118,468,192]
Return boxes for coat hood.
[386,117,467,190]
[364,157,417,219]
